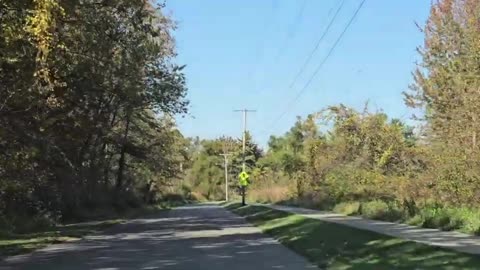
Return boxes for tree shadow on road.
[1,204,314,270]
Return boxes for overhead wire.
[286,0,347,90]
[245,0,280,91]
[267,0,368,131]
[253,0,310,99]
[271,0,308,64]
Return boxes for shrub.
[402,198,418,217]
[247,186,290,204]
[407,214,425,226]
[421,207,451,230]
[162,193,185,202]
[361,200,389,219]
[458,210,480,235]
[8,215,55,234]
[188,191,206,202]
[441,207,480,234]
[360,200,405,221]
[296,190,335,210]
[333,201,361,216]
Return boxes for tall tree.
[0,0,188,226]
[405,0,480,204]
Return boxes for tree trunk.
[116,111,131,191]
[101,108,120,188]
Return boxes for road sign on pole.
[239,171,249,187]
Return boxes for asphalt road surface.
[1,203,316,270]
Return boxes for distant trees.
[250,0,480,214]
[256,106,422,204]
[184,134,262,201]
[0,0,188,228]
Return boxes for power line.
[245,1,280,90]
[268,0,367,131]
[254,0,309,98]
[287,0,347,90]
[255,0,339,99]
[272,0,308,64]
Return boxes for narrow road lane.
[1,204,315,270]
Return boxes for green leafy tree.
[405,0,480,204]
[0,0,188,227]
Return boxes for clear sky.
[167,0,431,148]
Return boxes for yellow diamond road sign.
[239,171,249,186]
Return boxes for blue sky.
[167,0,431,148]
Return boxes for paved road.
[267,204,480,255]
[1,204,316,270]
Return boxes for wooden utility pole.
[234,109,256,205]
[219,153,232,202]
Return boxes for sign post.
[239,171,249,205]
[234,109,255,206]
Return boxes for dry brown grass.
[188,191,207,202]
[247,185,291,203]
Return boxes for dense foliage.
[0,0,188,229]
[253,107,424,206]
[242,0,480,234]
[405,0,480,205]
[187,0,480,234]
[4,0,480,237]
[184,134,262,201]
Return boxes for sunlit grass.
[226,203,480,269]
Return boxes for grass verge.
[276,196,480,235]
[226,203,480,270]
[0,201,186,258]
[0,219,121,258]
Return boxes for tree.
[259,115,320,196]
[0,0,189,227]
[405,0,480,204]
[184,135,262,200]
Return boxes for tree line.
[251,0,480,231]
[186,0,480,234]
[0,0,188,230]
[182,134,262,201]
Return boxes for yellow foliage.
[25,0,65,86]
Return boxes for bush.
[247,186,290,204]
[418,206,480,233]
[333,202,361,216]
[2,215,55,234]
[402,198,418,217]
[188,191,206,202]
[162,193,185,202]
[454,208,480,234]
[421,207,452,230]
[360,200,405,222]
[295,191,335,210]
[361,200,389,220]
[407,214,425,226]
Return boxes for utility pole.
[219,153,231,202]
[234,109,256,205]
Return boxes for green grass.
[0,201,185,258]
[283,196,480,235]
[226,203,480,269]
[0,219,121,258]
